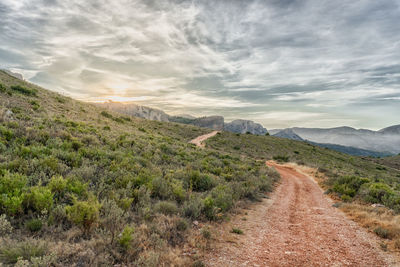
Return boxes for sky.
[1,0,400,130]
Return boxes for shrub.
[333,176,370,198]
[30,100,40,110]
[0,171,27,216]
[118,225,135,251]
[361,182,393,204]
[0,214,13,235]
[25,186,54,212]
[10,85,37,96]
[0,240,47,264]
[48,175,67,200]
[65,198,100,235]
[183,196,203,219]
[231,228,243,234]
[201,227,211,239]
[100,199,125,244]
[26,219,43,232]
[374,227,389,239]
[273,155,289,162]
[154,201,179,215]
[100,111,113,119]
[0,83,6,93]
[187,170,215,192]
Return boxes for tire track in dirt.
[204,161,398,266]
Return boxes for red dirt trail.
[203,161,397,267]
[189,130,219,148]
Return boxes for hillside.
[205,132,400,211]
[0,71,278,266]
[1,70,400,265]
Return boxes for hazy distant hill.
[272,128,392,157]
[271,126,400,154]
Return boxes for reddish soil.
[204,161,398,266]
[189,130,219,148]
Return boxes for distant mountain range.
[270,126,400,156]
[97,101,268,135]
[97,101,399,157]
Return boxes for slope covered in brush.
[0,71,278,266]
[206,131,400,211]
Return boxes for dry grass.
[340,203,400,252]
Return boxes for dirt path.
[189,130,219,148]
[204,161,397,266]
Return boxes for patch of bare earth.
[204,161,398,267]
[189,131,219,148]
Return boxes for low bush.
[0,239,47,264]
[118,225,135,251]
[25,218,43,232]
[154,201,179,216]
[0,171,27,216]
[0,214,13,235]
[374,227,390,239]
[10,85,37,97]
[231,228,243,234]
[25,186,54,212]
[65,198,101,235]
[273,155,289,162]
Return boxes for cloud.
[0,0,400,129]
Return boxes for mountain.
[273,129,304,141]
[273,129,390,157]
[98,102,268,134]
[270,126,400,154]
[98,101,169,122]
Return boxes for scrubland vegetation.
[0,71,279,266]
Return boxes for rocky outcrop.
[224,119,268,135]
[3,70,24,80]
[98,101,169,122]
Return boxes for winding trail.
[189,130,219,148]
[189,132,397,266]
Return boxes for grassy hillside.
[0,71,278,266]
[372,155,400,171]
[206,132,400,211]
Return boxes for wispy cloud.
[1,0,399,129]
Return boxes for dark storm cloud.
[0,0,399,129]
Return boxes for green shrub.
[231,228,243,234]
[100,111,112,119]
[333,176,370,198]
[66,198,100,234]
[26,219,43,232]
[10,85,37,96]
[361,182,393,204]
[273,155,289,162]
[25,187,54,212]
[187,170,215,192]
[30,100,40,110]
[0,171,27,216]
[183,196,203,219]
[48,175,67,199]
[0,240,47,264]
[154,201,179,215]
[374,227,389,239]
[118,225,134,250]
[201,227,211,239]
[0,83,6,93]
